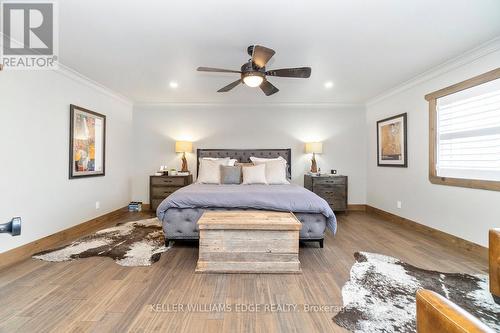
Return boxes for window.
[425,68,500,191]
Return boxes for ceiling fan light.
[243,74,264,87]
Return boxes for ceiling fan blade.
[197,67,241,74]
[260,80,279,96]
[252,45,276,68]
[217,79,242,92]
[266,67,311,78]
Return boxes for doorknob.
[0,217,21,236]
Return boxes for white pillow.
[249,156,287,164]
[242,164,268,185]
[197,158,229,184]
[250,156,289,184]
[202,157,237,166]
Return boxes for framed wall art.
[377,113,407,167]
[69,104,106,178]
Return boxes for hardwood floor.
[0,211,488,333]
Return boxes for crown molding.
[366,36,500,107]
[1,31,132,105]
[55,63,133,106]
[133,102,364,108]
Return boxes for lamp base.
[181,153,189,173]
[310,153,318,173]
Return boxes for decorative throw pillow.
[242,164,267,185]
[202,157,237,166]
[250,156,289,184]
[249,156,287,164]
[197,158,229,184]
[220,165,242,184]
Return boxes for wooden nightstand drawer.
[330,202,347,211]
[314,188,346,202]
[314,177,347,185]
[151,177,186,186]
[151,199,164,211]
[314,183,345,193]
[151,186,179,198]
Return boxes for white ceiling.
[59,0,500,104]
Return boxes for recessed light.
[169,81,179,89]
[324,81,333,89]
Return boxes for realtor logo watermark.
[1,1,58,69]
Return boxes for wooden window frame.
[425,67,500,192]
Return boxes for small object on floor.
[32,218,170,266]
[128,201,142,212]
[333,252,500,333]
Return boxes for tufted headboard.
[197,148,292,177]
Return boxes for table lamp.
[305,142,323,173]
[175,141,193,172]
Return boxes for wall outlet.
[95,201,100,210]
[397,201,402,209]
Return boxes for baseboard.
[365,205,487,257]
[347,204,367,212]
[0,207,130,271]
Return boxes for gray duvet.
[156,183,337,234]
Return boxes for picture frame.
[69,104,106,178]
[377,113,408,167]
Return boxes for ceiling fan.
[197,45,311,96]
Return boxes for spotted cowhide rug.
[33,218,170,266]
[333,252,500,333]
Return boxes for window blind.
[436,78,500,181]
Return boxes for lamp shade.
[175,141,193,153]
[305,142,323,154]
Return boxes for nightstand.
[149,175,193,211]
[304,174,348,212]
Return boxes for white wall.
[132,104,367,205]
[366,48,500,247]
[0,69,133,253]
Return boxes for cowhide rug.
[333,252,500,333]
[33,218,170,266]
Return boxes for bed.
[156,148,337,247]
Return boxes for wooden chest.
[196,211,302,273]
[304,174,348,212]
